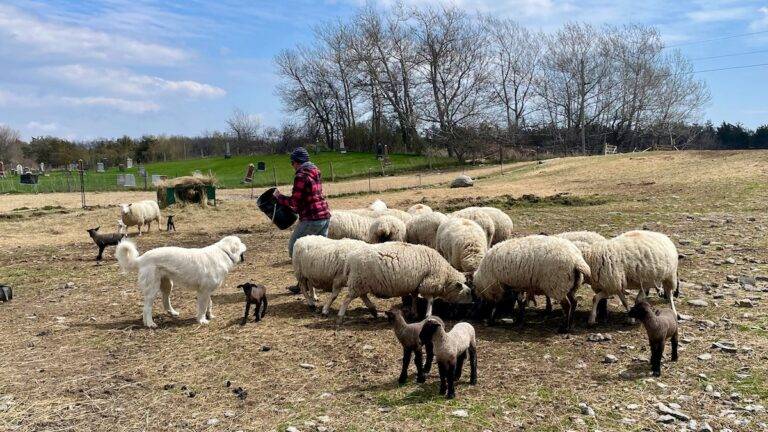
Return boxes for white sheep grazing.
[479,207,514,245]
[405,212,449,249]
[435,217,488,276]
[119,200,161,236]
[407,204,433,215]
[369,199,388,211]
[368,215,407,243]
[338,242,473,322]
[582,230,679,324]
[292,235,368,314]
[450,207,495,247]
[328,211,375,241]
[473,235,591,333]
[348,208,413,223]
[555,230,606,245]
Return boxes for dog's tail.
[115,240,140,274]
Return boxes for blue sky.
[0,0,766,141]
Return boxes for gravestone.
[20,173,38,184]
[124,174,136,187]
[138,165,146,176]
[16,164,23,175]
[39,162,45,172]
[117,174,126,186]
[96,162,105,173]
[126,158,133,169]
[0,161,5,178]
[257,161,266,172]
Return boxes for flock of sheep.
[293,199,680,334]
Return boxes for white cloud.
[749,6,768,30]
[45,65,226,98]
[0,4,188,65]
[26,121,58,132]
[687,6,751,23]
[60,96,160,114]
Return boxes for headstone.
[96,162,105,173]
[117,174,126,186]
[257,161,266,172]
[151,174,167,186]
[39,162,45,172]
[138,165,146,176]
[339,135,346,154]
[0,161,5,178]
[224,142,232,159]
[126,158,133,169]
[124,174,136,187]
[16,164,23,175]
[20,173,38,184]
[450,174,474,188]
[243,163,254,183]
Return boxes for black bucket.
[0,285,12,302]
[257,187,297,230]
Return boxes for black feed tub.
[0,285,12,302]
[257,187,297,230]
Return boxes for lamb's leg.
[96,244,105,261]
[650,339,664,377]
[445,361,457,399]
[670,332,679,362]
[617,290,635,324]
[589,291,607,325]
[424,342,434,374]
[257,297,268,321]
[398,348,412,384]
[454,352,467,381]
[336,291,357,324]
[360,294,378,318]
[437,362,448,396]
[469,344,478,385]
[196,294,211,324]
[414,348,426,383]
[558,297,572,334]
[160,278,179,317]
[424,296,433,317]
[241,301,251,325]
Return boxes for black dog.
[166,215,176,232]
[86,227,126,261]
[239,283,268,325]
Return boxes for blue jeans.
[288,219,330,258]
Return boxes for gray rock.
[587,333,612,342]
[657,403,690,421]
[286,427,300,432]
[299,363,316,369]
[450,174,474,188]
[603,354,618,364]
[688,299,709,307]
[726,275,739,282]
[735,299,754,308]
[712,341,738,353]
[451,409,469,418]
[206,418,220,426]
[657,414,676,423]
[697,353,712,361]
[725,257,736,264]
[699,422,714,432]
[578,402,595,416]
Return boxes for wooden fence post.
[367,168,372,193]
[330,162,335,182]
[273,166,278,187]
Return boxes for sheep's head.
[86,226,100,237]
[384,305,403,323]
[419,316,445,345]
[443,280,473,304]
[119,203,130,214]
[628,301,653,321]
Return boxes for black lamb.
[87,227,126,261]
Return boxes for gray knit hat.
[290,147,310,164]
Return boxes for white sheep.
[582,230,679,324]
[348,208,413,223]
[435,217,488,276]
[338,242,473,322]
[405,212,449,249]
[368,215,407,243]
[407,204,433,215]
[119,200,161,236]
[555,230,606,245]
[328,211,375,241]
[369,199,388,211]
[117,219,127,234]
[292,235,368,314]
[473,235,591,333]
[450,207,495,247]
[479,207,514,245]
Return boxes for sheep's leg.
[469,344,477,385]
[160,278,179,317]
[588,291,608,325]
[398,348,412,385]
[454,351,467,381]
[567,291,578,330]
[545,296,553,314]
[196,294,211,325]
[437,362,448,396]
[670,332,679,362]
[514,294,526,327]
[445,360,457,399]
[424,342,434,374]
[414,348,426,383]
[360,294,378,318]
[298,278,315,310]
[322,282,343,316]
[336,291,356,324]
[424,296,433,317]
[257,297,268,321]
[241,300,251,325]
[663,277,680,319]
[558,297,573,334]
[617,290,635,324]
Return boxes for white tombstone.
[16,164,23,175]
[138,165,146,176]
[192,170,202,176]
[117,174,126,186]
[126,158,133,169]
[39,162,45,172]
[151,174,166,186]
[124,174,136,187]
[96,162,105,173]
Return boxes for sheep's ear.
[95,226,100,231]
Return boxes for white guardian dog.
[116,236,247,328]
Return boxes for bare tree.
[226,108,260,154]
[0,125,23,163]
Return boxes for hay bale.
[156,173,217,208]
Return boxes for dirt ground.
[1,150,767,431]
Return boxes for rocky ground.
[0,151,767,431]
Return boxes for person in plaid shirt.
[274,147,331,263]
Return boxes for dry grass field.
[1,151,767,432]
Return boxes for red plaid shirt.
[276,162,331,221]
